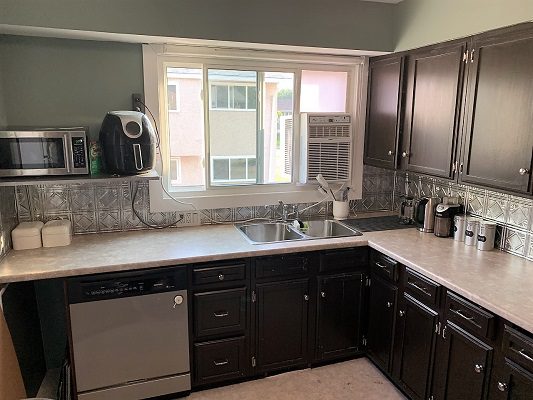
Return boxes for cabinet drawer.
[404,268,440,307]
[370,251,398,281]
[194,337,246,385]
[255,254,308,279]
[319,247,368,273]
[445,292,495,339]
[194,288,246,338]
[503,325,533,372]
[193,262,246,286]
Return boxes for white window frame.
[209,83,257,111]
[211,155,257,184]
[169,157,182,185]
[143,44,367,211]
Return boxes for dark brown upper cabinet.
[401,41,467,178]
[460,26,533,194]
[364,55,404,169]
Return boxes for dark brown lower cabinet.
[316,273,364,361]
[433,322,493,400]
[367,275,397,373]
[395,293,439,400]
[491,360,533,400]
[194,337,247,385]
[255,279,310,372]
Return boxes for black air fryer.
[99,111,156,175]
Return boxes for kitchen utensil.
[414,197,441,233]
[453,214,466,241]
[399,195,415,225]
[477,221,497,251]
[465,218,480,246]
[99,111,156,175]
[434,203,463,237]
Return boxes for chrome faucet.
[264,202,298,223]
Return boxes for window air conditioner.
[299,113,352,184]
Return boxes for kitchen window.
[210,84,257,110]
[167,83,179,111]
[143,44,365,210]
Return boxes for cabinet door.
[255,279,309,372]
[316,273,363,361]
[461,28,533,193]
[491,359,533,400]
[367,275,397,373]
[433,322,493,400]
[395,293,439,400]
[402,42,466,177]
[364,55,404,169]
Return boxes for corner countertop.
[0,222,531,333]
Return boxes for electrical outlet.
[132,93,145,113]
[178,212,201,227]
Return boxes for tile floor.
[188,358,406,400]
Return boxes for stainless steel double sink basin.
[236,219,362,244]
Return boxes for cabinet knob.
[497,382,508,392]
[402,151,409,158]
[474,364,484,373]
[386,301,393,308]
[218,273,225,281]
[304,294,309,301]
[519,168,530,176]
[399,310,406,317]
[388,150,394,156]
[320,291,326,298]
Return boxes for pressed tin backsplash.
[5,165,533,261]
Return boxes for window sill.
[148,179,360,212]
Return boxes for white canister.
[453,214,466,242]
[464,218,480,246]
[42,220,72,247]
[477,221,497,251]
[332,200,350,220]
[11,221,44,250]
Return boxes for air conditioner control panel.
[308,115,351,124]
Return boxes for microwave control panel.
[72,137,87,168]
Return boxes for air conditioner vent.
[307,142,351,181]
[309,125,351,139]
[300,113,352,184]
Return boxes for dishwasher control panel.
[67,266,188,303]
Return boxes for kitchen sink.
[237,222,306,244]
[303,219,362,238]
[236,219,361,244]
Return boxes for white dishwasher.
[67,267,190,400]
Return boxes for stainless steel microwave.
[0,129,89,177]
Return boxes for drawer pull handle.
[213,359,229,366]
[218,274,225,281]
[518,349,533,363]
[474,364,484,373]
[399,310,406,317]
[408,281,431,296]
[213,311,229,318]
[452,308,475,322]
[386,301,393,308]
[497,382,508,392]
[375,262,388,270]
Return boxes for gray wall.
[394,0,533,51]
[0,63,6,126]
[0,35,143,138]
[0,0,396,51]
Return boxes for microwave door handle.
[63,134,72,173]
[133,144,143,171]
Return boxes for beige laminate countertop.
[0,223,532,333]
